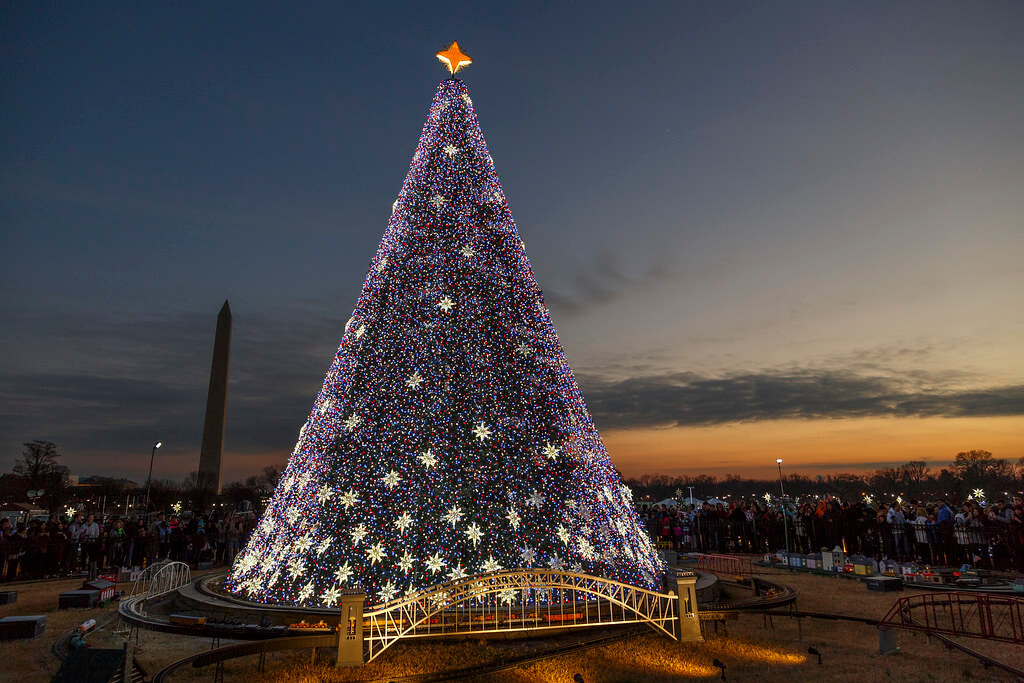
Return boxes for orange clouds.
[603,416,1024,478]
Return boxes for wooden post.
[336,590,365,667]
[675,571,703,642]
[121,641,134,683]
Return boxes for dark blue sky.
[2,2,1022,481]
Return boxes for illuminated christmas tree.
[227,43,663,608]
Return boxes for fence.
[645,516,1023,572]
[0,531,238,583]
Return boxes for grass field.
[1,567,1022,682]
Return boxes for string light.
[226,78,662,608]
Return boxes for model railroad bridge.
[119,561,705,675]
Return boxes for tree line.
[624,450,1023,504]
[4,441,1021,515]
[1,441,281,515]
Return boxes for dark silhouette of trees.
[625,450,1022,504]
[12,441,69,510]
[13,441,63,489]
[900,461,930,493]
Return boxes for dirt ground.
[2,567,1022,682]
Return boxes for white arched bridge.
[121,564,702,669]
[348,568,701,663]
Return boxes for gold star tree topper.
[436,41,472,75]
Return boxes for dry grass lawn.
[2,566,1022,682]
[0,575,135,683]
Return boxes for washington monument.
[198,300,231,494]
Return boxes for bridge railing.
[879,591,1024,644]
[361,568,692,662]
[125,561,191,617]
[642,516,1023,571]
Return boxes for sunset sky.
[2,2,1022,484]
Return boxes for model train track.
[703,569,1023,678]
[733,608,1024,679]
[701,577,799,612]
[388,625,650,682]
[150,624,650,682]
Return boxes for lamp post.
[145,441,162,511]
[777,458,790,562]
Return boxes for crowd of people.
[4,495,1022,583]
[643,496,1024,571]
[0,509,255,582]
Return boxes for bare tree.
[12,441,69,511]
[13,441,61,488]
[899,461,930,495]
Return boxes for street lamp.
[145,441,162,511]
[777,458,790,561]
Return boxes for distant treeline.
[624,450,1024,504]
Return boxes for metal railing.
[123,561,191,618]
[642,517,1023,571]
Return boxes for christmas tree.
[226,44,663,608]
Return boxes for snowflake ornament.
[418,448,439,469]
[472,422,492,441]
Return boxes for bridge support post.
[878,626,899,655]
[336,590,365,667]
[121,640,134,683]
[675,571,703,642]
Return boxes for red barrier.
[695,554,756,577]
[879,592,1024,644]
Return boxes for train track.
[704,578,799,612]
[388,625,649,682]
[150,624,650,683]
[732,608,1024,679]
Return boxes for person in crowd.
[912,506,930,562]
[50,519,69,576]
[68,514,84,540]
[214,515,227,564]
[226,512,246,565]
[887,503,909,560]
[80,514,101,567]
[994,500,1013,524]
[150,513,171,560]
[108,519,126,568]
[5,523,28,580]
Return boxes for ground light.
[808,645,822,665]
[713,658,726,679]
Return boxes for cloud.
[578,370,1024,430]
[3,301,1020,481]
[541,248,681,316]
[0,305,347,477]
